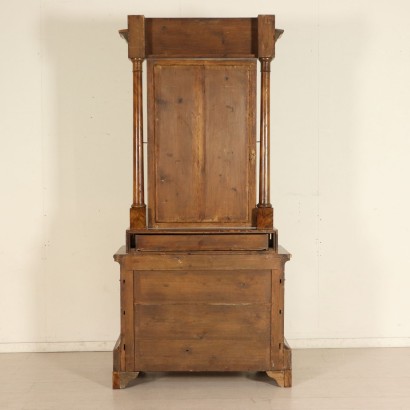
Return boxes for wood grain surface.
[148,59,256,228]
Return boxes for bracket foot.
[112,371,140,389]
[266,370,292,387]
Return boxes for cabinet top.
[119,16,283,59]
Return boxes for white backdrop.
[1,0,409,352]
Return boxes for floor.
[1,348,409,410]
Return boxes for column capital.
[259,57,273,72]
[131,57,144,72]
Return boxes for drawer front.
[134,269,271,304]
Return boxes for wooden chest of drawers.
[113,246,291,387]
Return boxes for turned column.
[258,56,273,209]
[129,57,146,229]
[127,15,146,229]
[255,14,275,228]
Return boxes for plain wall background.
[1,0,409,352]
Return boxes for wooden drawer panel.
[135,303,270,340]
[134,270,271,304]
[135,339,270,371]
[134,234,269,251]
[123,252,286,271]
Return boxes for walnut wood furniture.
[112,15,291,389]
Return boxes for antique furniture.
[112,15,291,389]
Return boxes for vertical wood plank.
[121,269,135,371]
[204,64,254,222]
[153,63,203,222]
[271,268,284,369]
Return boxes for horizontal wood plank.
[145,18,258,57]
[135,339,270,371]
[134,234,268,251]
[134,270,271,303]
[120,17,283,58]
[123,251,288,271]
[135,303,270,341]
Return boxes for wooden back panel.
[144,18,257,57]
[147,59,256,228]
[123,16,280,230]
